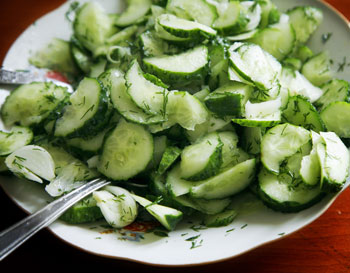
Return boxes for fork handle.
[0,178,109,261]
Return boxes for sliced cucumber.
[218,131,240,168]
[1,82,69,128]
[143,45,209,86]
[158,146,182,175]
[5,145,56,183]
[97,119,153,180]
[93,186,138,228]
[320,102,350,138]
[241,1,262,32]
[190,158,256,199]
[100,68,165,124]
[261,124,311,174]
[212,1,249,36]
[204,82,252,117]
[249,14,295,61]
[315,79,349,111]
[60,194,103,224]
[287,6,323,44]
[166,0,217,26]
[204,209,237,227]
[280,67,323,103]
[166,163,198,197]
[0,126,33,156]
[301,51,333,87]
[317,132,350,192]
[282,95,325,132]
[180,132,223,181]
[71,44,92,74]
[283,57,302,71]
[106,25,138,45]
[157,14,216,39]
[147,135,168,171]
[258,0,280,28]
[292,45,314,63]
[131,194,183,231]
[139,30,179,57]
[115,0,151,27]
[125,60,168,116]
[229,43,281,91]
[241,127,266,155]
[258,168,324,213]
[226,29,259,42]
[54,78,110,138]
[74,2,117,53]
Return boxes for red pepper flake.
[45,71,69,83]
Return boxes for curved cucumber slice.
[249,14,295,61]
[180,132,223,181]
[320,101,350,138]
[1,82,69,128]
[97,119,153,180]
[100,68,165,124]
[282,95,325,132]
[301,51,333,87]
[315,79,349,111]
[157,14,216,39]
[241,127,266,155]
[166,164,197,197]
[241,1,262,32]
[0,126,33,156]
[143,45,209,86]
[190,158,256,199]
[204,209,237,227]
[261,124,311,174]
[287,6,323,44]
[115,0,151,27]
[229,43,281,91]
[158,146,182,175]
[54,78,110,138]
[5,145,55,183]
[125,60,168,116]
[258,168,324,213]
[317,132,350,192]
[166,0,217,26]
[131,194,183,231]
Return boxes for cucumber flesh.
[204,209,237,227]
[320,102,350,138]
[0,126,33,156]
[115,0,151,27]
[315,79,349,111]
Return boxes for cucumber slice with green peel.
[241,127,266,155]
[300,131,322,187]
[204,209,237,227]
[315,80,350,111]
[292,45,314,63]
[157,14,216,39]
[54,78,110,138]
[261,124,311,174]
[143,45,209,86]
[212,1,249,36]
[283,58,302,71]
[204,82,252,116]
[180,132,223,181]
[287,6,323,44]
[228,43,281,91]
[301,51,333,87]
[320,102,350,138]
[147,135,168,171]
[0,126,33,156]
[193,88,210,102]
[190,158,256,199]
[115,0,151,27]
[139,31,180,57]
[258,168,325,213]
[29,38,79,77]
[131,194,183,231]
[166,0,218,26]
[249,14,296,61]
[241,1,262,32]
[232,97,282,128]
[226,30,259,42]
[100,68,165,124]
[73,2,117,53]
[71,45,92,74]
[158,146,182,175]
[258,0,280,28]
[282,95,325,132]
[1,82,69,128]
[280,67,323,103]
[218,131,239,168]
[106,25,138,45]
[317,132,350,192]
[60,194,103,224]
[5,145,56,184]
[154,21,194,44]
[166,164,196,197]
[97,119,154,181]
[93,186,138,228]
[125,60,168,116]
[173,195,232,215]
[228,66,253,86]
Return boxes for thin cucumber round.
[0,126,33,156]
[115,0,151,27]
[315,79,350,111]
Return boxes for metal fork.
[0,178,110,261]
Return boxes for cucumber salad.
[1,0,349,232]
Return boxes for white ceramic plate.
[1,0,350,266]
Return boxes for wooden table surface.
[0,1,350,272]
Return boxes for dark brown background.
[0,1,350,272]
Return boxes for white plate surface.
[0,0,350,266]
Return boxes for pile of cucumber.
[1,0,349,231]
